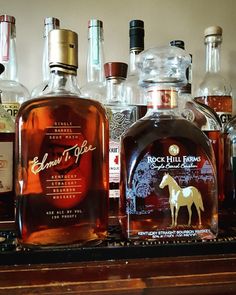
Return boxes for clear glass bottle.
[170,40,225,213]
[195,26,232,128]
[223,116,236,226]
[31,17,60,98]
[0,14,29,120]
[104,62,137,223]
[81,19,106,101]
[0,63,15,230]
[120,46,218,241]
[124,19,147,119]
[15,29,109,248]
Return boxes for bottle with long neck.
[0,14,29,120]
[81,19,105,101]
[15,29,109,248]
[124,19,146,119]
[0,63,15,230]
[104,62,137,224]
[31,17,60,98]
[170,40,225,214]
[195,26,232,128]
[120,46,218,241]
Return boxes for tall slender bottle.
[120,46,218,241]
[31,17,60,98]
[170,40,225,213]
[124,19,146,119]
[195,26,232,128]
[0,15,29,120]
[81,19,105,101]
[15,29,109,248]
[104,62,137,223]
[0,63,15,230]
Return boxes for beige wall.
[1,0,236,112]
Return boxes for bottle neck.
[106,77,126,104]
[87,26,105,83]
[42,35,50,81]
[0,21,17,80]
[205,35,222,73]
[129,49,142,73]
[145,86,179,115]
[45,68,81,96]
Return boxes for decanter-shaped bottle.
[31,17,60,98]
[195,26,232,128]
[0,15,29,120]
[0,63,15,230]
[223,116,236,226]
[81,19,106,101]
[120,46,218,241]
[104,62,137,223]
[15,29,109,248]
[170,40,225,215]
[124,20,147,119]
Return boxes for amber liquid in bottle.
[195,95,232,125]
[16,96,109,247]
[0,132,15,229]
[120,117,218,240]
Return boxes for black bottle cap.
[129,19,144,50]
[104,62,128,79]
[170,40,185,50]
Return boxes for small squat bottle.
[120,46,218,241]
[104,62,137,222]
[15,29,109,248]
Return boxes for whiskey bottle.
[104,62,137,223]
[15,29,109,248]
[170,40,225,213]
[31,17,60,98]
[0,63,15,230]
[0,15,29,120]
[120,46,218,241]
[223,116,236,226]
[124,20,146,119]
[81,19,106,101]
[195,26,232,128]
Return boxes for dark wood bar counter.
[0,227,236,295]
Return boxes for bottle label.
[2,103,20,119]
[147,89,178,109]
[126,141,217,240]
[109,139,120,184]
[217,112,232,127]
[0,142,13,192]
[30,121,97,209]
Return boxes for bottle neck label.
[147,89,178,110]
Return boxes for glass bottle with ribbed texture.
[15,29,109,248]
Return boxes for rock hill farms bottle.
[120,46,218,241]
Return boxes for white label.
[0,142,13,192]
[217,112,232,126]
[109,140,120,183]
[109,189,120,199]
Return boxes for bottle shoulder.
[0,80,30,103]
[80,81,106,102]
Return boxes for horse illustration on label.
[159,172,204,227]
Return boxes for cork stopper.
[48,29,78,72]
[204,26,222,37]
[104,62,128,79]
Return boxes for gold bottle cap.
[48,29,78,73]
[204,25,222,37]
